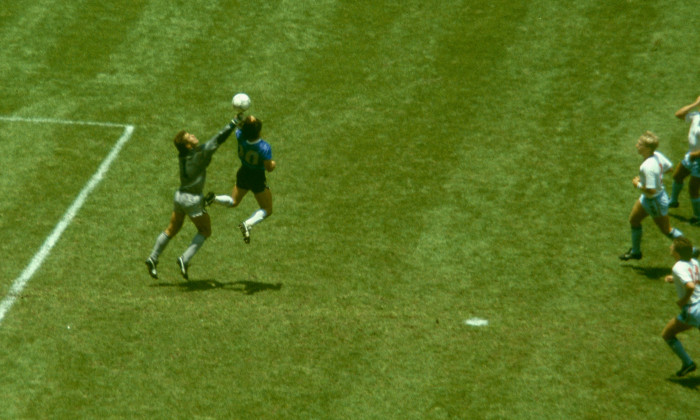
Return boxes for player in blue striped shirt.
[208,115,276,244]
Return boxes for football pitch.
[1,1,700,418]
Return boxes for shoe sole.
[239,223,250,244]
[177,258,189,280]
[677,363,697,377]
[145,259,158,279]
[204,192,215,207]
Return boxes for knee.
[265,207,273,217]
[199,227,212,238]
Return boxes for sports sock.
[631,226,642,253]
[214,195,235,207]
[667,228,683,240]
[181,233,207,265]
[666,337,694,366]
[149,232,171,263]
[671,181,684,203]
[245,209,268,228]
[691,197,700,217]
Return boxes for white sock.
[245,209,268,228]
[214,195,235,207]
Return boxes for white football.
[232,93,251,112]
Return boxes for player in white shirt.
[668,96,700,223]
[620,131,684,260]
[662,237,700,377]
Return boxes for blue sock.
[671,181,684,203]
[691,197,700,218]
[631,226,642,253]
[666,338,694,366]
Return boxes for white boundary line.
[0,118,135,325]
[0,115,131,128]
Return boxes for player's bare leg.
[662,317,696,376]
[239,189,273,244]
[689,176,700,224]
[670,164,690,207]
[620,201,647,260]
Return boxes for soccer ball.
[232,93,251,112]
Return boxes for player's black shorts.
[236,165,268,194]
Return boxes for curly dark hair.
[240,116,262,141]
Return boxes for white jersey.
[685,111,700,153]
[671,259,700,305]
[639,151,672,198]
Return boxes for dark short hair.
[674,236,694,260]
[240,116,262,141]
[173,130,188,154]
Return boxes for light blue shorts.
[173,190,206,218]
[678,303,700,328]
[639,191,669,218]
[681,152,700,177]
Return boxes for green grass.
[1,0,700,418]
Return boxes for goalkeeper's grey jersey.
[178,121,235,195]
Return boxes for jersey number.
[239,146,260,166]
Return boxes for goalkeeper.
[145,113,244,280]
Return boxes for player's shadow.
[620,264,669,281]
[667,376,700,391]
[152,279,282,294]
[669,212,694,225]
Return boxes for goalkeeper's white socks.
[213,195,235,207]
[149,232,171,263]
[181,233,207,266]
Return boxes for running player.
[145,114,242,280]
[620,131,684,260]
[662,236,700,377]
[207,115,276,244]
[669,96,700,225]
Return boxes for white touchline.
[0,122,135,326]
[0,115,131,128]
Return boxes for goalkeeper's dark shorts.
[236,165,268,194]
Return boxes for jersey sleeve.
[204,121,236,152]
[654,151,673,173]
[673,263,693,285]
[260,141,272,161]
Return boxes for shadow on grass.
[620,264,669,280]
[667,376,700,391]
[669,212,695,225]
[152,279,282,294]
